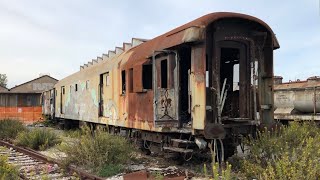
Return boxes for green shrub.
[0,156,19,179]
[98,164,123,177]
[237,121,320,179]
[59,126,133,177]
[15,128,61,151]
[0,119,26,140]
[63,129,84,138]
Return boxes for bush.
[98,164,123,177]
[237,122,320,179]
[15,128,61,151]
[59,126,133,177]
[63,129,84,139]
[0,119,26,140]
[0,156,19,179]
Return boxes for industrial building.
[0,75,58,124]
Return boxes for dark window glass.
[143,64,152,89]
[121,70,126,94]
[161,59,168,88]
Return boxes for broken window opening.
[143,64,153,90]
[75,84,78,91]
[161,59,168,88]
[121,70,126,94]
[129,68,133,93]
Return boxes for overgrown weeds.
[203,162,233,180]
[15,128,61,151]
[59,126,133,177]
[0,155,19,179]
[63,129,84,139]
[236,121,320,179]
[0,119,26,140]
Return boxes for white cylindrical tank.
[274,76,320,114]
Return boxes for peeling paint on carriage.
[49,12,279,137]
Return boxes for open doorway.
[218,41,250,120]
[178,47,191,125]
[220,48,240,118]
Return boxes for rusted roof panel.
[275,76,320,90]
[123,12,279,69]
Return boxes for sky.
[0,0,319,88]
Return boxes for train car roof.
[57,12,279,84]
[124,12,279,68]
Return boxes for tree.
[0,74,8,88]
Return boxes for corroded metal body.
[44,12,279,153]
[274,76,320,121]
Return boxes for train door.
[60,86,65,114]
[50,89,55,118]
[99,74,104,116]
[216,41,251,120]
[153,53,179,125]
[98,72,110,117]
[206,39,252,124]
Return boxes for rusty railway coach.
[43,12,279,158]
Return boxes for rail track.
[0,140,104,180]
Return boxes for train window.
[143,64,152,89]
[129,68,133,93]
[233,64,239,91]
[75,84,78,91]
[121,70,126,94]
[161,59,168,88]
[106,72,110,86]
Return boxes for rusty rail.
[0,140,104,180]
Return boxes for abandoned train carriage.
[45,12,279,155]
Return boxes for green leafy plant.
[237,121,320,179]
[15,128,61,151]
[0,156,19,179]
[0,119,26,140]
[59,126,133,177]
[98,164,123,177]
[151,171,164,180]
